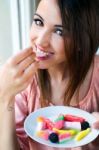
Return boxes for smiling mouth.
[36,48,54,58]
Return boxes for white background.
[0,0,40,66]
[0,0,13,65]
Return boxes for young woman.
[0,0,99,149]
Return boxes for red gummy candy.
[64,114,85,123]
[44,118,54,130]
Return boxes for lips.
[33,46,54,58]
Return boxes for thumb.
[92,112,99,129]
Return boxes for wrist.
[0,93,15,109]
[0,90,15,101]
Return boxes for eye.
[55,28,63,36]
[33,18,43,26]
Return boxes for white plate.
[24,106,99,148]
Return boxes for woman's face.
[30,0,67,69]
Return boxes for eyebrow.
[34,13,44,21]
[34,13,63,28]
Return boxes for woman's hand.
[0,47,38,104]
[92,112,99,129]
[91,112,99,146]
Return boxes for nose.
[36,29,51,48]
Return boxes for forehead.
[36,0,62,25]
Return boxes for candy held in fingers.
[75,128,91,141]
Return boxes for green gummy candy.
[55,115,64,121]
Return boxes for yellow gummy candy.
[37,116,44,122]
[53,128,78,135]
[75,128,91,141]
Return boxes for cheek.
[56,40,66,60]
[52,37,65,54]
[30,26,38,42]
[52,33,65,49]
[30,30,35,42]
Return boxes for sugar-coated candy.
[64,121,81,130]
[48,132,59,143]
[36,114,91,144]
[64,114,85,123]
[75,128,91,141]
[36,130,49,140]
[54,120,64,129]
[37,116,54,130]
[44,118,55,130]
[37,116,45,122]
[64,121,90,131]
[37,116,47,130]
[59,132,72,143]
[55,114,64,121]
[53,128,78,135]
[36,122,47,130]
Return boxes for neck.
[48,62,69,83]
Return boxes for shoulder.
[94,55,99,74]
[94,54,99,66]
[92,55,99,86]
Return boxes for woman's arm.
[0,96,20,150]
[0,47,38,150]
[86,112,99,150]
[91,112,99,146]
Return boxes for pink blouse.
[15,55,99,150]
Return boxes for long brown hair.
[37,0,99,107]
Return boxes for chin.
[38,64,48,70]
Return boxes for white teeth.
[36,48,49,57]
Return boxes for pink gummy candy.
[44,118,54,130]
[37,116,54,130]
[36,122,47,130]
[37,130,49,140]
[54,120,64,129]
[59,132,72,142]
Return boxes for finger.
[92,112,99,120]
[92,121,99,129]
[92,112,99,129]
[8,47,34,65]
[18,53,36,73]
[22,61,39,81]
